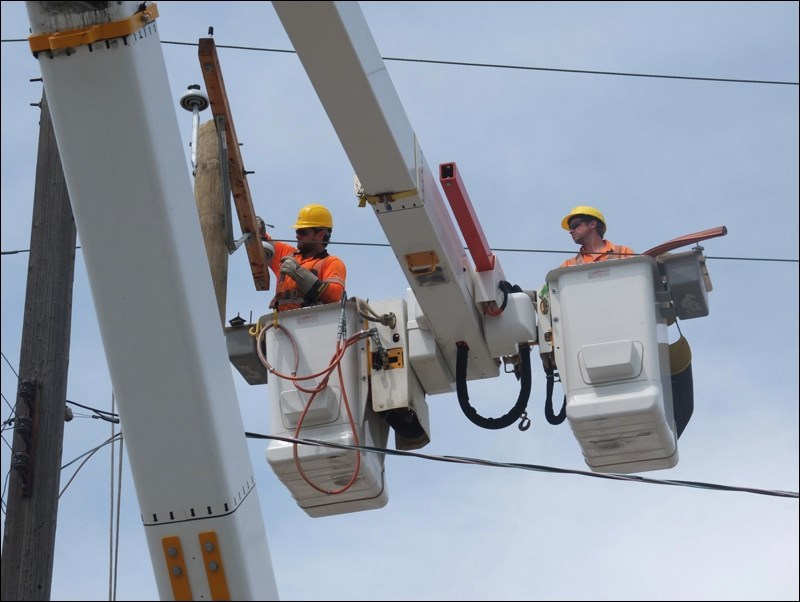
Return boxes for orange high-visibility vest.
[266,237,346,311]
[560,240,635,268]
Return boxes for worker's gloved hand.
[255,216,274,260]
[255,216,267,236]
[280,256,320,296]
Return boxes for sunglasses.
[295,228,319,236]
[568,219,586,230]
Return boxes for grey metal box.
[224,323,269,385]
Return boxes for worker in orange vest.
[559,205,634,267]
[259,203,346,311]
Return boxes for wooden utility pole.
[193,119,228,325]
[1,90,77,601]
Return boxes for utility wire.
[61,433,122,471]
[1,392,15,416]
[157,40,798,87]
[1,37,796,86]
[0,384,119,425]
[1,33,796,266]
[2,242,797,264]
[1,350,19,378]
[0,353,117,426]
[381,55,799,87]
[2,246,81,256]
[248,432,799,499]
[1,430,13,452]
[0,470,10,516]
[66,399,120,423]
[1,355,19,438]
[59,434,120,498]
[109,393,123,602]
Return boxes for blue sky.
[2,2,798,600]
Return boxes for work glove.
[255,216,267,237]
[255,216,275,260]
[280,256,322,297]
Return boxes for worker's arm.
[262,231,298,275]
[279,255,346,305]
[316,256,346,304]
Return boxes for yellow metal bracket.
[199,531,231,601]
[357,187,418,208]
[162,535,193,601]
[29,3,159,53]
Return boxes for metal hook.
[518,411,531,431]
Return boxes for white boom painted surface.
[272,1,500,390]
[24,2,278,599]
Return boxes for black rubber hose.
[455,342,532,430]
[544,365,567,425]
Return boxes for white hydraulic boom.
[272,1,511,394]
[24,2,277,599]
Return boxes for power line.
[160,40,799,87]
[66,399,119,422]
[1,351,19,379]
[60,433,123,471]
[1,35,796,266]
[248,432,799,500]
[1,350,118,424]
[1,393,15,417]
[1,37,796,87]
[1,242,797,264]
[59,433,122,496]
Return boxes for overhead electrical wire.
[0,35,796,264]
[1,37,797,86]
[58,432,122,498]
[1,392,15,416]
[1,242,797,264]
[248,432,799,500]
[66,399,120,423]
[157,40,799,87]
[1,350,19,378]
[2,354,797,502]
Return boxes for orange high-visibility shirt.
[265,235,346,311]
[560,240,635,268]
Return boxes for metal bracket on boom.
[355,174,418,209]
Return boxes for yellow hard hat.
[292,203,333,230]
[561,205,606,230]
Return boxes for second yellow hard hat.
[561,205,606,230]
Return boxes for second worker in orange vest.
[260,204,346,311]
[559,205,635,268]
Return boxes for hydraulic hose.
[455,341,532,430]
[543,364,567,425]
